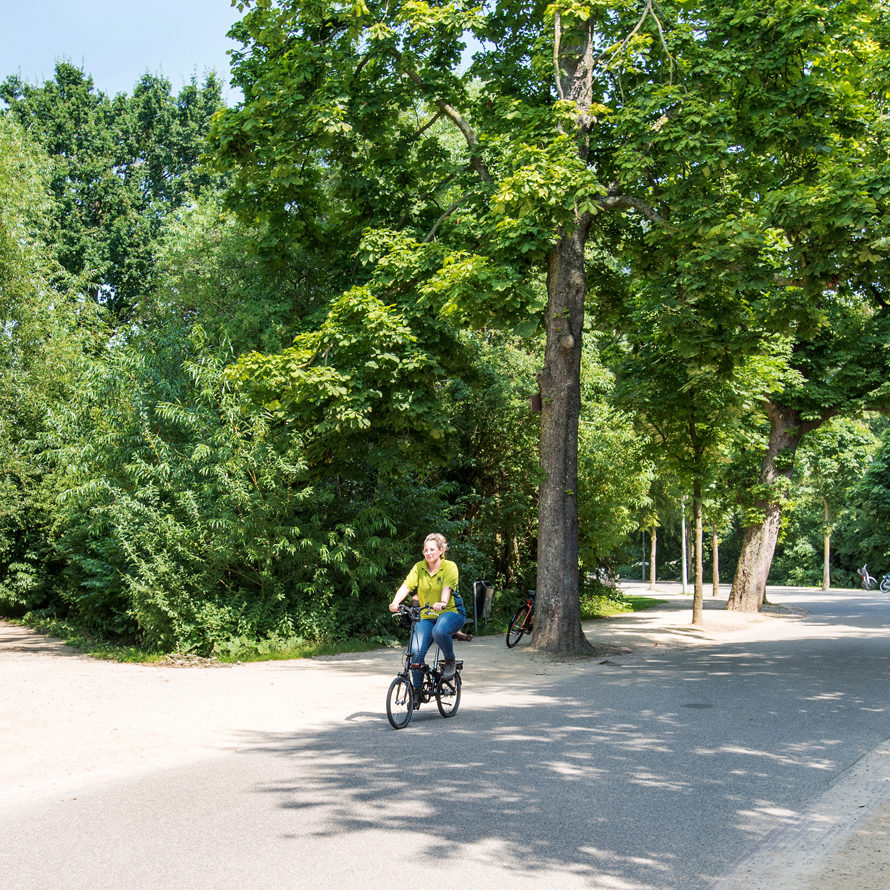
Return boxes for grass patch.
[580,594,668,620]
[8,613,392,663]
[215,637,387,663]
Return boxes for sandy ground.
[2,585,888,888]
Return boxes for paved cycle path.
[2,583,889,888]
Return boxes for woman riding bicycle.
[389,533,464,688]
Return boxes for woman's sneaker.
[441,657,456,679]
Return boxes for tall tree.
[212,0,890,640]
[609,329,775,622]
[1,63,223,317]
[212,0,687,653]
[686,1,890,611]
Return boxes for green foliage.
[771,417,880,584]
[7,3,890,651]
[151,199,308,356]
[212,634,388,662]
[592,0,890,601]
[227,284,449,470]
[578,338,655,572]
[0,115,94,615]
[41,326,405,651]
[835,422,890,574]
[1,63,223,317]
[440,334,542,589]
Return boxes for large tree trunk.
[533,224,593,654]
[692,487,704,624]
[727,402,823,611]
[822,497,831,591]
[530,18,598,654]
[648,526,657,590]
[727,511,781,611]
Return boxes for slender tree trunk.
[680,498,688,593]
[727,402,825,611]
[822,498,831,591]
[649,526,657,590]
[711,525,720,596]
[692,486,704,624]
[534,223,593,654]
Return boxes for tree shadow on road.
[230,636,890,889]
[0,621,81,657]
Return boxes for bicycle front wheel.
[436,673,462,717]
[881,576,890,594]
[386,676,414,729]
[506,605,530,648]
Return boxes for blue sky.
[2,1,244,103]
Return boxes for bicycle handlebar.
[395,604,442,618]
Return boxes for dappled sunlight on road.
[694,744,837,771]
[0,620,82,657]
[230,629,890,889]
[732,801,801,836]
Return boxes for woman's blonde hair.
[424,533,448,553]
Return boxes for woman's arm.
[389,583,412,612]
[432,586,453,611]
[432,560,459,611]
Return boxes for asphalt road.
[3,587,890,889]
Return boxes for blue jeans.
[409,611,464,690]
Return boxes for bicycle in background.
[386,605,462,729]
[857,565,890,592]
[506,590,536,648]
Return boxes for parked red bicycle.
[506,590,535,648]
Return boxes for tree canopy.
[2,2,890,655]
[1,63,223,317]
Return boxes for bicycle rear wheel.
[436,673,462,717]
[881,576,890,594]
[386,676,414,729]
[506,605,530,647]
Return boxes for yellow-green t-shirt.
[404,559,459,616]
